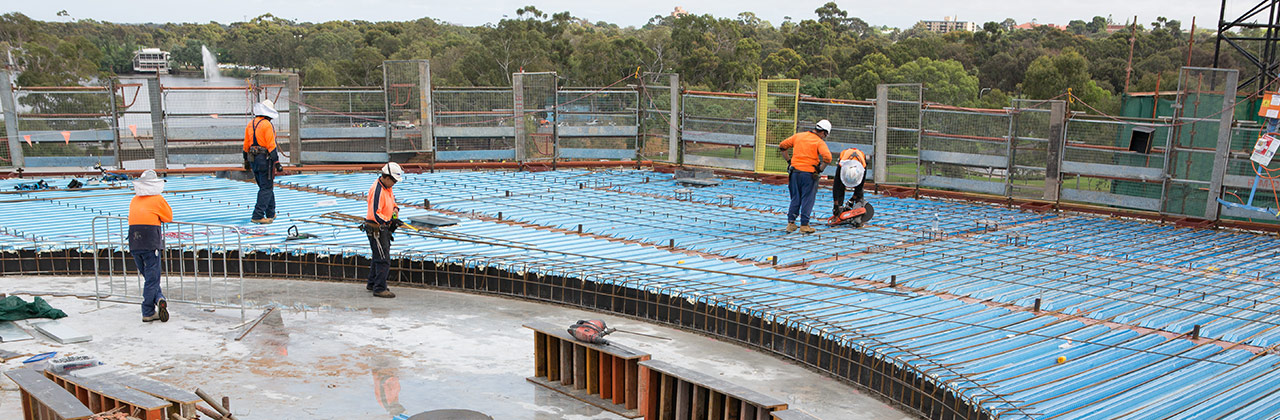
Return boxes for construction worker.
[778,119,833,233]
[128,170,173,323]
[365,162,405,298]
[833,147,867,216]
[243,99,282,224]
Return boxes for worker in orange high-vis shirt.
[365,162,405,298]
[243,99,282,224]
[833,147,867,216]
[778,119,833,234]
[129,170,173,323]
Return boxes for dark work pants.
[251,154,275,219]
[787,170,818,225]
[133,250,165,317]
[366,228,392,292]
[832,167,865,216]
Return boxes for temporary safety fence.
[90,216,247,321]
[639,72,679,163]
[1,65,1269,224]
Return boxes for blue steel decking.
[2,169,1280,419]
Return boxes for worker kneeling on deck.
[129,170,173,322]
[779,119,833,234]
[365,162,404,298]
[243,99,282,224]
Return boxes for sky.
[4,1,1249,30]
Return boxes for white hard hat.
[381,162,404,182]
[816,119,833,132]
[253,99,279,120]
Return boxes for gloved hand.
[273,161,284,172]
[811,171,821,182]
[242,152,251,171]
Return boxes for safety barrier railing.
[90,215,247,321]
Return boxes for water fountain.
[200,45,219,80]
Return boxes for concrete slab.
[0,276,915,420]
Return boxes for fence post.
[1205,69,1239,221]
[287,74,302,166]
[147,77,167,170]
[378,65,389,159]
[669,74,680,164]
[108,78,122,169]
[418,60,434,154]
[874,84,888,184]
[0,71,23,168]
[1044,101,1066,201]
[513,73,526,162]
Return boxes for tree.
[891,57,979,106]
[1001,18,1017,32]
[1022,48,1113,111]
[302,58,337,86]
[762,48,806,78]
[1086,16,1108,34]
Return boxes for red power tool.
[568,319,617,345]
[827,199,875,228]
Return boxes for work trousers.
[251,154,276,219]
[133,249,165,317]
[366,228,393,292]
[832,170,865,216]
[787,169,819,225]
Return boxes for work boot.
[786,222,799,233]
[251,218,267,224]
[142,314,161,323]
[262,217,275,224]
[157,299,169,322]
[799,225,816,234]
[373,290,396,298]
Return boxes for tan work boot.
[373,290,396,298]
[799,225,816,234]
[262,217,275,224]
[250,218,267,224]
[785,222,799,233]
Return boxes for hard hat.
[815,119,832,132]
[253,99,279,120]
[381,162,404,182]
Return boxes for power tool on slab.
[827,199,874,228]
[568,319,616,345]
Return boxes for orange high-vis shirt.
[243,116,277,152]
[778,131,832,173]
[840,148,866,167]
[366,179,397,224]
[128,195,173,226]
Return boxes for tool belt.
[248,145,270,155]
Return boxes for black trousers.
[832,169,865,216]
[366,228,392,292]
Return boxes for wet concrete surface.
[0,276,914,419]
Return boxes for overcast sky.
[4,1,1250,30]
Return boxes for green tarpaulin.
[0,296,67,321]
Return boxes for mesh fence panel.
[1221,124,1280,224]
[114,78,157,167]
[384,60,430,155]
[516,72,557,161]
[918,107,1011,194]
[885,84,922,185]
[298,87,387,159]
[680,94,755,170]
[755,79,799,173]
[800,100,874,177]
[13,88,116,168]
[1060,117,1168,210]
[1166,67,1237,217]
[639,73,676,162]
[557,89,637,159]
[433,88,514,160]
[0,92,10,167]
[161,86,254,165]
[1010,100,1053,199]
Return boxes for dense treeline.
[0,4,1263,112]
